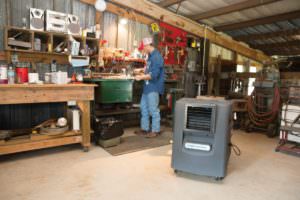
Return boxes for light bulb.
[95,0,106,12]
[119,18,128,25]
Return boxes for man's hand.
[135,75,143,81]
[133,68,145,75]
[134,74,151,81]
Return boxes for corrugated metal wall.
[210,43,234,61]
[0,0,95,52]
[102,12,151,50]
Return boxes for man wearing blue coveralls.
[134,37,165,138]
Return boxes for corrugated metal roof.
[149,0,300,56]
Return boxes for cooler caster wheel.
[83,147,90,152]
[174,169,179,174]
[215,177,224,181]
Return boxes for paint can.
[16,63,29,83]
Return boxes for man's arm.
[135,54,162,81]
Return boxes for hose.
[247,85,280,127]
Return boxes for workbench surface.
[0,84,97,105]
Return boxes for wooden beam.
[215,10,300,31]
[106,0,269,62]
[252,40,300,50]
[234,28,300,42]
[80,0,153,24]
[158,0,185,8]
[191,0,280,21]
[281,72,300,79]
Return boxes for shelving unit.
[4,26,99,64]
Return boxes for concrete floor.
[0,129,299,200]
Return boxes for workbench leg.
[78,100,91,151]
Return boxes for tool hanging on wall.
[158,22,187,66]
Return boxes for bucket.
[0,65,8,84]
[16,67,29,83]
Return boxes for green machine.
[84,78,134,104]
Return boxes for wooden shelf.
[6,49,68,56]
[4,26,99,64]
[0,135,83,155]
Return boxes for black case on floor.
[93,117,124,140]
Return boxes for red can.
[16,67,29,83]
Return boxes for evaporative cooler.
[171,97,232,180]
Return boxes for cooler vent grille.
[186,106,213,133]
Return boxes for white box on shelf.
[67,108,81,131]
[45,10,67,33]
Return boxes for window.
[248,66,257,95]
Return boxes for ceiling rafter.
[158,0,185,8]
[234,28,300,42]
[190,0,280,21]
[264,49,300,56]
[214,10,300,31]
[251,40,300,50]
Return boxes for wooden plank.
[190,0,280,20]
[105,0,269,62]
[158,0,185,8]
[77,101,91,148]
[30,131,81,141]
[0,135,82,155]
[0,84,96,105]
[215,10,300,31]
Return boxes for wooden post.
[77,100,91,151]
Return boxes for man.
[134,37,165,138]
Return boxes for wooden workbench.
[0,84,96,155]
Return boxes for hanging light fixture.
[95,0,107,12]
